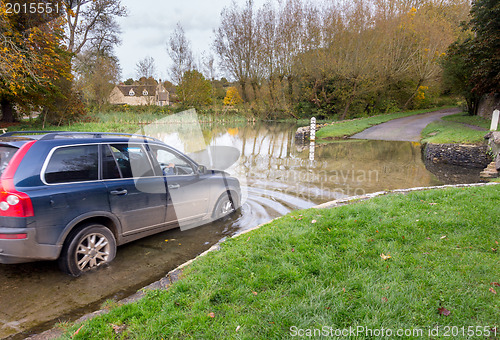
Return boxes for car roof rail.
[0,131,162,142]
[0,130,68,137]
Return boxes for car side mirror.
[197,165,207,174]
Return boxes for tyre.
[213,191,238,220]
[58,224,116,277]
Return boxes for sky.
[116,0,266,82]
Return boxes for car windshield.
[0,146,18,177]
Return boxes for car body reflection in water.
[0,118,481,339]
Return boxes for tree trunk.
[287,75,294,105]
[251,81,259,102]
[404,80,423,109]
[340,81,357,121]
[0,98,15,123]
[239,79,248,103]
[268,76,275,109]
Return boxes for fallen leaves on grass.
[311,219,317,223]
[380,253,391,260]
[208,312,215,318]
[381,297,388,303]
[111,323,127,335]
[489,287,497,295]
[438,307,451,316]
[440,235,447,239]
[72,324,84,338]
[491,282,500,287]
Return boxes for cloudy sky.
[116,0,266,82]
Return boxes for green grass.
[9,110,252,134]
[441,112,491,130]
[315,107,453,141]
[421,112,490,144]
[60,185,500,339]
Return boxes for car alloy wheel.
[59,224,116,277]
[75,232,112,271]
[213,192,238,220]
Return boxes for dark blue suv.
[0,131,240,276]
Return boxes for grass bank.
[61,184,499,339]
[421,112,490,144]
[315,107,454,141]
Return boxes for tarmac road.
[351,107,460,141]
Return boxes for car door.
[102,143,167,236]
[149,145,210,227]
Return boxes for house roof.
[115,85,168,97]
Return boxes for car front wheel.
[58,224,116,277]
[213,192,238,220]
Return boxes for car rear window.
[0,145,19,177]
[44,145,99,184]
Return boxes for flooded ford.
[0,119,482,339]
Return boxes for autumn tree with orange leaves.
[0,0,73,122]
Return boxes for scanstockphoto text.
[290,325,497,338]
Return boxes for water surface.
[0,121,481,339]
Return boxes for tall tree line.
[213,0,470,119]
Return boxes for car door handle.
[110,189,128,196]
[168,184,180,190]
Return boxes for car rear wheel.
[213,192,238,220]
[58,224,116,277]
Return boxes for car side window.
[45,145,99,184]
[150,145,195,176]
[104,144,155,179]
[102,145,121,179]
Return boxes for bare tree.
[167,23,194,84]
[136,56,157,80]
[64,0,127,55]
[257,1,278,107]
[275,0,304,103]
[213,0,260,102]
[200,51,217,81]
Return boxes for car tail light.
[0,141,35,217]
[0,233,27,239]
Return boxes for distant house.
[108,83,170,106]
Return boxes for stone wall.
[423,143,491,168]
[477,93,500,120]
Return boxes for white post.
[310,117,316,141]
[491,109,499,131]
[309,117,316,162]
[309,141,315,162]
